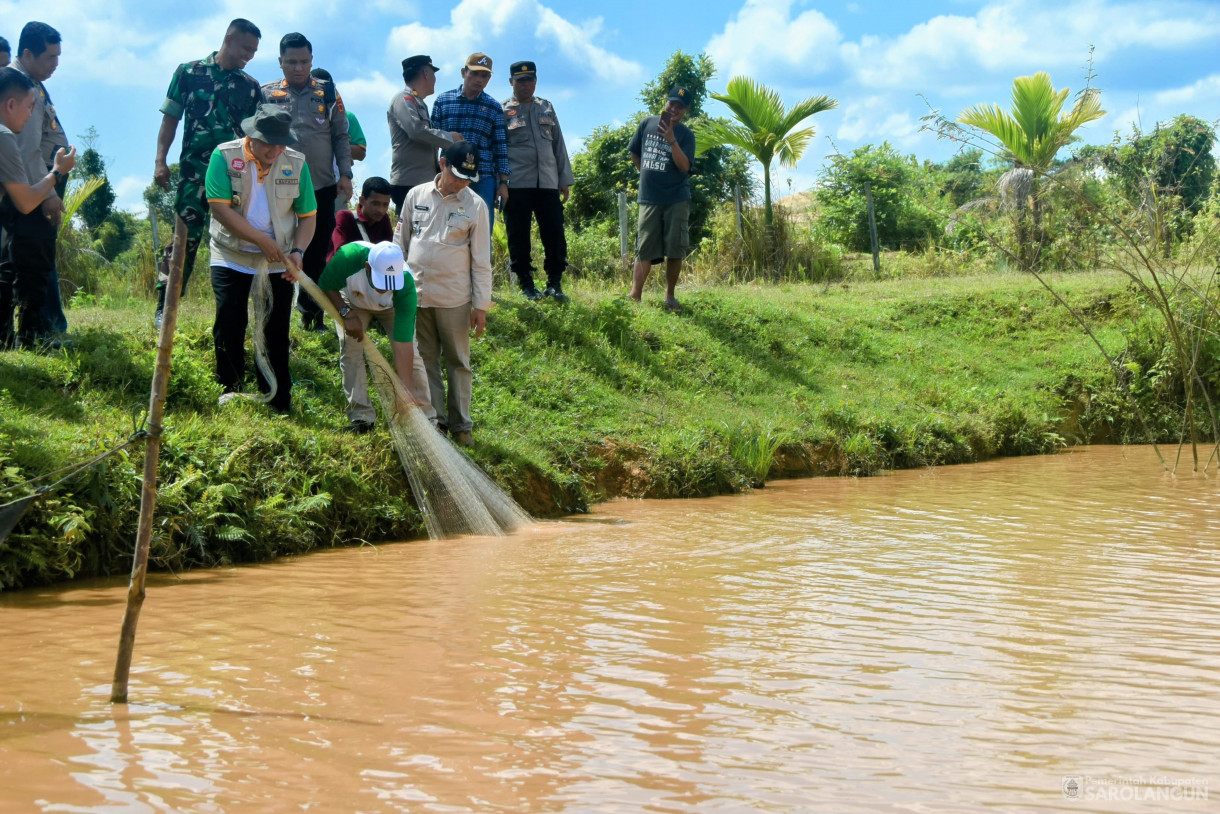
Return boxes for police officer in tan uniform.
[261,32,351,332]
[502,61,573,303]
[1,22,68,348]
[388,54,461,214]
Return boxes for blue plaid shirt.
[430,87,510,179]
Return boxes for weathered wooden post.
[865,181,880,276]
[111,216,188,704]
[617,191,629,263]
[734,185,744,244]
[148,207,160,256]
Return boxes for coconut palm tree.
[695,77,836,227]
[957,72,1105,269]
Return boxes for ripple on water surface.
[1,446,1218,812]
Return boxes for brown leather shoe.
[453,430,473,447]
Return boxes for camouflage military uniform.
[158,52,262,293]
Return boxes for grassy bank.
[0,269,1194,589]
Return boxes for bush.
[690,200,842,283]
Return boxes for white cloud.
[1153,74,1220,108]
[386,0,643,84]
[835,96,927,151]
[705,0,842,79]
[843,0,1220,90]
[333,71,399,107]
[113,174,149,215]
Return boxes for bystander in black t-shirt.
[628,116,696,206]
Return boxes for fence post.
[148,207,160,255]
[865,181,881,275]
[734,185,744,244]
[617,192,629,259]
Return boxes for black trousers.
[503,187,567,291]
[298,184,338,326]
[212,265,294,412]
[0,208,56,345]
[390,184,410,216]
[391,180,433,216]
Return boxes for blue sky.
[7,0,1219,213]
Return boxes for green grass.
[0,268,1193,589]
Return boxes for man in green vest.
[205,104,317,413]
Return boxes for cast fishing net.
[296,274,532,539]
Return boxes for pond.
[1,446,1217,812]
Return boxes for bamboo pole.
[111,216,188,703]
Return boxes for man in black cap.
[393,141,491,446]
[388,54,462,214]
[628,86,696,313]
[205,104,317,412]
[502,60,573,303]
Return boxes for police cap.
[402,54,438,75]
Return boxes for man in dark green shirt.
[312,240,422,432]
[152,18,263,329]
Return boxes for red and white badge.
[231,158,246,171]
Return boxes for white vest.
[209,138,308,271]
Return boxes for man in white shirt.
[205,104,316,412]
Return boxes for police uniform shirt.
[0,124,29,211]
[10,59,55,183]
[388,87,454,188]
[502,96,573,190]
[38,83,68,171]
[261,77,352,190]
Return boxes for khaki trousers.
[336,306,433,423]
[414,303,473,433]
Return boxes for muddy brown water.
[2,446,1218,812]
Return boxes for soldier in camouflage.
[152,18,263,328]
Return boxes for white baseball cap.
[368,241,406,290]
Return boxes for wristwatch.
[338,305,353,318]
[289,248,304,257]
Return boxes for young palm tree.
[695,77,836,227]
[957,72,1105,268]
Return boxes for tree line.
[63,50,1218,292]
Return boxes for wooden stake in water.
[111,216,188,704]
